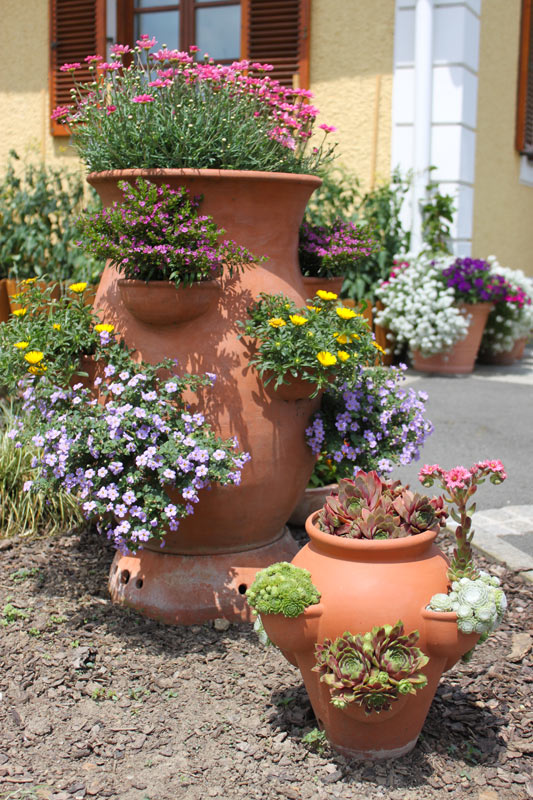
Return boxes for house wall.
[309,0,395,191]
[472,0,533,274]
[1,0,78,168]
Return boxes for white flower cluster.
[428,572,507,635]
[481,256,533,354]
[375,254,469,357]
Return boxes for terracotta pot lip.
[87,168,322,188]
[117,278,220,289]
[421,607,458,621]
[457,301,494,311]
[304,483,338,496]
[305,512,438,553]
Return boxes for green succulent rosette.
[246,562,321,618]
[313,621,429,714]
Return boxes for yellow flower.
[28,365,47,375]
[337,350,350,362]
[336,307,357,320]
[22,278,37,285]
[316,290,338,301]
[268,318,286,328]
[333,333,349,344]
[306,305,320,312]
[69,282,88,293]
[11,293,22,301]
[14,341,29,349]
[94,323,115,333]
[351,333,360,341]
[13,308,28,317]
[289,314,308,326]
[373,342,386,354]
[317,351,337,367]
[24,351,44,365]
[52,323,61,331]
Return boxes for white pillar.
[411,0,433,255]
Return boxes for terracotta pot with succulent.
[52,38,341,622]
[289,363,433,525]
[375,255,510,374]
[248,462,507,760]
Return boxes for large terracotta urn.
[261,513,478,760]
[89,169,322,624]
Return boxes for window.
[50,0,309,136]
[49,0,106,136]
[516,0,533,157]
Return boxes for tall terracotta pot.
[411,302,492,375]
[0,279,10,323]
[89,168,322,624]
[261,514,478,760]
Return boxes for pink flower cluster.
[419,460,506,492]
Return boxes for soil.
[0,525,531,800]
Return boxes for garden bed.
[0,525,531,800]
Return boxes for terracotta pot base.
[329,734,419,761]
[108,526,298,625]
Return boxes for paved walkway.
[393,344,533,582]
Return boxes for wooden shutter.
[516,0,533,156]
[49,0,106,136]
[241,0,310,89]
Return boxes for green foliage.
[246,562,321,617]
[313,621,429,713]
[302,727,328,754]
[1,599,30,624]
[238,291,378,397]
[0,280,105,392]
[0,150,104,282]
[420,168,455,255]
[10,567,40,583]
[0,401,82,539]
[80,178,262,287]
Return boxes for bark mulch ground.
[0,525,531,800]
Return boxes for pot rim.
[87,167,322,188]
[305,511,438,556]
[117,278,220,290]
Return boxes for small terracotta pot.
[288,483,337,526]
[261,513,478,760]
[263,373,322,402]
[511,336,529,360]
[0,279,10,323]
[117,279,221,325]
[302,275,344,299]
[412,302,493,375]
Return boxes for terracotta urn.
[89,168,322,624]
[261,513,478,760]
[411,302,493,375]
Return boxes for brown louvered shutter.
[49,0,106,136]
[516,0,533,156]
[242,0,310,89]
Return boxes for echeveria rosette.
[80,178,263,288]
[237,291,378,398]
[14,352,249,553]
[428,573,508,641]
[246,562,321,618]
[419,460,506,581]
[316,472,447,540]
[313,622,428,714]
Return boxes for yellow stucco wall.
[309,0,395,191]
[1,0,79,169]
[472,0,533,274]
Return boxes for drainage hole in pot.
[120,569,130,585]
[238,583,247,595]
[135,578,144,589]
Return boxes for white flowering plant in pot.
[374,254,470,357]
[479,257,533,355]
